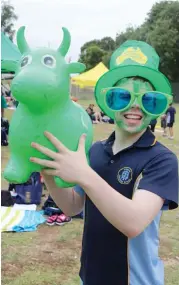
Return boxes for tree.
[80,40,101,53]
[79,45,107,70]
[102,52,113,69]
[116,26,141,47]
[141,1,179,81]
[79,37,115,70]
[115,1,179,81]
[1,0,18,40]
[100,37,115,52]
[79,1,179,80]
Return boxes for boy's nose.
[131,98,140,109]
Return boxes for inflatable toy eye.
[42,55,56,68]
[21,55,32,67]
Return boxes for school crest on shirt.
[117,167,133,184]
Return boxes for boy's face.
[114,78,153,133]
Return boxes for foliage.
[79,1,179,80]
[142,1,179,81]
[1,0,18,40]
[79,37,115,69]
[79,44,107,70]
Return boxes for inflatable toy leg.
[4,156,32,184]
[54,176,75,189]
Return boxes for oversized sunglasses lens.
[142,92,168,115]
[106,88,131,110]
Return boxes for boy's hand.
[30,132,90,184]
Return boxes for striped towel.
[1,207,45,232]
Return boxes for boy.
[30,41,178,285]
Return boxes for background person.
[86,104,102,123]
[166,103,176,139]
[149,118,157,132]
[160,114,167,137]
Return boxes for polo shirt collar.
[103,127,156,151]
[133,128,156,148]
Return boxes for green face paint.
[114,78,154,133]
[95,40,173,133]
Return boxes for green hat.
[95,40,172,111]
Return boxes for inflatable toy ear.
[68,62,86,74]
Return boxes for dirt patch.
[2,222,83,282]
[163,257,179,266]
[2,263,21,277]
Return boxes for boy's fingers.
[30,157,58,168]
[44,131,67,153]
[78,134,86,152]
[31,142,57,159]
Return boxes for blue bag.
[15,172,42,205]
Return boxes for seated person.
[100,111,114,124]
[86,104,102,123]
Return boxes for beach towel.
[1,206,45,232]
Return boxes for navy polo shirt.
[75,128,178,285]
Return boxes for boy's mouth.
[122,112,143,126]
[123,114,142,120]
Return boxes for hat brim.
[95,65,172,118]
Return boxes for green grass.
[1,101,179,285]
[2,267,81,285]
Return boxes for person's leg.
[161,119,167,136]
[163,127,167,136]
[169,127,172,138]
[169,127,174,139]
[88,114,94,122]
[167,122,174,139]
[93,113,99,123]
[96,112,103,122]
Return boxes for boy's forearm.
[79,168,142,237]
[79,168,163,238]
[42,174,84,216]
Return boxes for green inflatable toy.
[4,26,93,188]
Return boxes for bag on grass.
[1,127,8,146]
[15,172,42,205]
[42,195,63,216]
[1,117,9,135]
